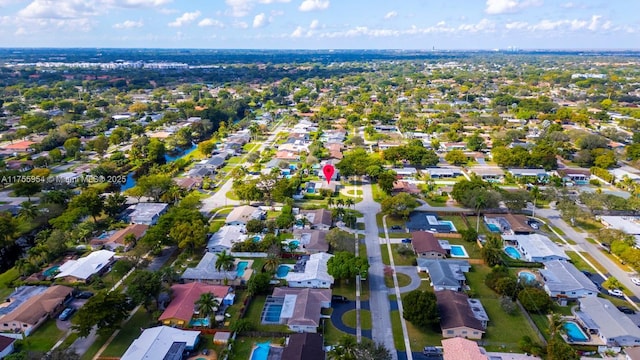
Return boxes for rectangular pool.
[189,317,210,327]
[449,245,468,258]
[564,321,588,342]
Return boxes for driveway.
[394,266,422,293]
[330,300,372,339]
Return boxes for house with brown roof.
[0,285,73,336]
[441,337,487,360]
[159,282,232,328]
[483,213,533,235]
[268,287,331,333]
[282,333,325,360]
[411,231,446,259]
[392,181,421,195]
[0,335,16,359]
[174,177,203,190]
[300,209,332,231]
[436,290,487,339]
[292,229,329,254]
[89,224,149,251]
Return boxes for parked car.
[617,306,636,314]
[58,307,75,321]
[631,277,640,286]
[75,291,94,299]
[331,295,348,303]
[390,225,402,230]
[608,288,624,297]
[423,346,443,356]
[401,238,412,244]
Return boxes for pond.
[120,143,197,191]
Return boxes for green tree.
[0,212,19,244]
[195,292,220,321]
[89,135,109,156]
[63,137,82,158]
[380,193,419,219]
[466,133,485,151]
[104,192,127,218]
[459,228,478,243]
[518,287,553,313]
[246,219,265,233]
[326,228,356,254]
[327,251,369,282]
[135,174,174,202]
[215,250,235,272]
[17,201,39,220]
[69,188,104,222]
[126,270,162,312]
[147,138,166,164]
[247,272,272,296]
[402,290,439,328]
[170,219,207,253]
[377,171,397,195]
[444,149,467,165]
[481,235,504,267]
[13,181,41,201]
[72,291,129,337]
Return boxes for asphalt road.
[356,182,397,359]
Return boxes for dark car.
[618,306,636,314]
[423,346,443,357]
[75,291,94,299]
[331,295,348,303]
[401,238,412,244]
[390,225,402,230]
[58,307,75,321]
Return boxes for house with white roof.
[127,203,169,225]
[502,234,569,263]
[54,250,116,283]
[206,225,247,253]
[225,205,264,226]
[599,216,640,246]
[285,253,334,288]
[121,326,200,360]
[266,288,332,333]
[577,297,640,347]
[539,260,599,302]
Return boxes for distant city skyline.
[0,0,638,49]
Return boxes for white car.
[631,277,640,286]
[608,288,624,297]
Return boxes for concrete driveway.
[394,266,423,294]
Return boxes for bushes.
[518,287,552,314]
[590,167,615,183]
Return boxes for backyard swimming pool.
[276,265,291,278]
[250,341,271,360]
[486,223,501,232]
[440,220,457,232]
[252,236,261,243]
[43,265,60,277]
[189,317,210,327]
[518,271,536,283]
[261,304,283,323]
[236,261,249,277]
[449,245,468,258]
[564,321,589,342]
[504,246,522,259]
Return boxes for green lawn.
[243,295,290,332]
[389,310,406,351]
[385,273,412,288]
[372,183,389,203]
[233,336,282,360]
[565,251,598,273]
[101,309,154,357]
[440,215,469,232]
[332,278,369,301]
[0,267,19,298]
[25,319,64,353]
[342,309,372,330]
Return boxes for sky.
[0,0,639,49]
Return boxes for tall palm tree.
[263,254,280,273]
[548,312,566,338]
[345,198,355,208]
[215,250,236,272]
[530,185,540,218]
[18,201,39,220]
[328,335,358,360]
[327,197,335,208]
[475,193,487,233]
[336,198,345,208]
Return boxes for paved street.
[355,182,397,359]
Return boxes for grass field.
[101,309,154,357]
[0,267,19,298]
[384,272,412,288]
[26,319,64,353]
[342,309,372,330]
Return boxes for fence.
[230,252,268,258]
[516,299,547,345]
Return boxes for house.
[468,166,504,183]
[441,142,467,151]
[0,335,15,359]
[577,297,640,347]
[174,177,203,190]
[127,203,169,225]
[54,250,116,283]
[625,347,640,360]
[225,205,264,226]
[392,167,418,179]
[417,259,470,292]
[206,225,247,253]
[300,209,332,230]
[181,253,250,285]
[89,224,148,251]
[267,288,332,333]
[441,337,488,360]
[158,283,232,327]
[292,229,329,254]
[0,286,49,317]
[0,285,73,336]
[120,326,200,360]
[437,290,487,339]
[599,216,640,247]
[411,231,446,259]
[610,169,640,183]
[502,234,569,263]
[285,253,334,288]
[483,214,534,235]
[282,333,325,360]
[539,260,599,302]
[195,155,226,170]
[275,150,299,161]
[508,168,549,182]
[1,140,35,153]
[555,168,590,185]
[392,181,421,195]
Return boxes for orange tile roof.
[442,337,487,360]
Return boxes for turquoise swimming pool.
[236,261,249,277]
[43,266,60,277]
[518,271,536,283]
[504,246,522,259]
[276,265,291,278]
[449,245,468,258]
[189,317,210,327]
[564,321,588,342]
[250,341,271,360]
[252,236,261,243]
[487,223,501,232]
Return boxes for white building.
[285,253,334,288]
[206,225,247,253]
[577,297,640,347]
[539,260,599,301]
[121,326,200,360]
[225,205,263,226]
[54,250,116,282]
[127,203,169,225]
[502,234,569,263]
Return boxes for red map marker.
[322,164,335,184]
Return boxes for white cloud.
[113,19,143,29]
[505,21,527,30]
[258,0,291,3]
[159,8,178,14]
[252,12,268,28]
[485,0,542,15]
[384,11,397,20]
[225,0,252,17]
[309,19,319,29]
[105,0,172,8]
[198,18,224,27]
[19,0,100,19]
[506,15,612,32]
[168,10,200,27]
[291,25,303,37]
[232,20,248,29]
[299,0,329,12]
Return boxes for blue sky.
[0,0,638,49]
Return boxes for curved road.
[355,182,397,359]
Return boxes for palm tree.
[530,185,540,218]
[18,201,39,220]
[336,198,345,208]
[475,193,487,233]
[215,250,236,272]
[195,292,220,326]
[548,312,566,338]
[263,254,280,273]
[327,197,335,208]
[345,198,355,208]
[328,335,358,360]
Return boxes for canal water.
[120,144,197,191]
